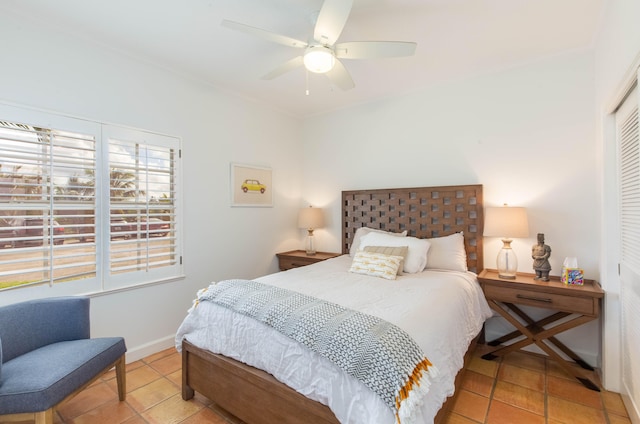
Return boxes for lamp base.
[496,239,518,280]
[305,230,316,256]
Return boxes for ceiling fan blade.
[325,60,355,91]
[261,56,304,80]
[314,0,353,45]
[335,41,417,59]
[221,19,308,49]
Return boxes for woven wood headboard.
[342,184,484,273]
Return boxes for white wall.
[0,11,304,360]
[302,51,600,363]
[593,0,640,413]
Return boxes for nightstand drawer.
[276,250,341,271]
[279,256,318,270]
[483,284,596,315]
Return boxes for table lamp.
[298,206,324,255]
[484,205,529,279]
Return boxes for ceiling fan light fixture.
[303,46,335,73]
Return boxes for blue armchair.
[0,296,126,424]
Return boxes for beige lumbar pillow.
[363,246,408,275]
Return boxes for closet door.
[616,83,640,406]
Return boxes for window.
[0,104,182,295]
[104,126,181,290]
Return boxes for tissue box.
[562,268,584,285]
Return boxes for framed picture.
[230,163,273,207]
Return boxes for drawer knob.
[516,294,552,303]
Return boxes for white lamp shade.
[483,206,529,238]
[298,207,324,230]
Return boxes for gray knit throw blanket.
[196,279,438,423]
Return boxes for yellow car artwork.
[241,179,266,193]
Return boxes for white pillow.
[349,251,402,280]
[426,232,468,272]
[359,232,430,273]
[349,227,407,257]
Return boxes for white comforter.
[175,255,492,424]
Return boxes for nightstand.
[477,269,604,391]
[276,250,341,271]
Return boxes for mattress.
[175,255,492,424]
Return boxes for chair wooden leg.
[34,409,53,424]
[115,354,127,401]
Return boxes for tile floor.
[447,345,631,424]
[1,345,632,424]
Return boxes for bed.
[176,184,491,424]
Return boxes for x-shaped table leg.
[482,300,600,391]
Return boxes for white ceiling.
[2,0,604,118]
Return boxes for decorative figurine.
[532,233,552,281]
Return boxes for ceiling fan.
[221,0,417,91]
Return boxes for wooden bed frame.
[182,184,484,424]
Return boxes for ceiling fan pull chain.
[306,69,310,96]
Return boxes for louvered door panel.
[617,85,640,410]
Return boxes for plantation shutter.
[103,125,180,289]
[1,104,182,296]
[616,84,640,411]
[0,117,98,289]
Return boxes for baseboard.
[622,386,640,424]
[125,334,177,363]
